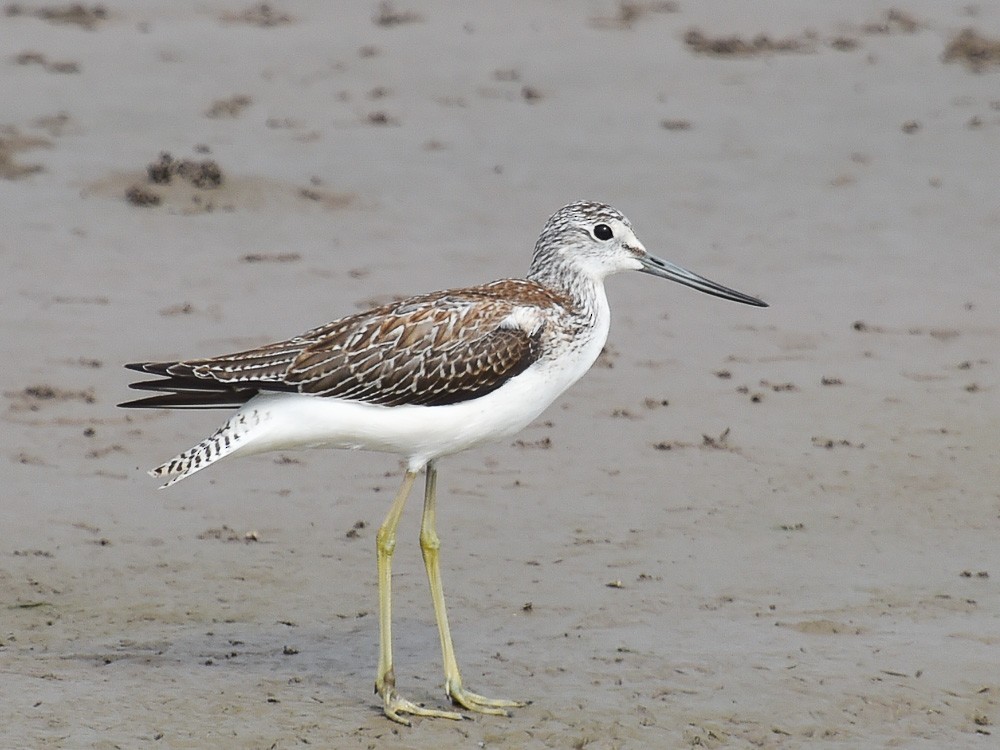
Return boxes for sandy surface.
[2,1,999,748]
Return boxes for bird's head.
[529,201,767,307]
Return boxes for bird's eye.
[593,224,613,241]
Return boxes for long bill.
[638,253,768,307]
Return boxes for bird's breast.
[533,297,611,392]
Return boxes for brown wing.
[120,287,547,409]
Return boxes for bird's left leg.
[375,469,463,725]
[419,460,527,715]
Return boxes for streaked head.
[529,200,767,307]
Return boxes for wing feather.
[120,283,559,410]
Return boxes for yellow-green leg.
[375,470,463,725]
[419,461,526,715]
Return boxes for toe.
[447,682,526,714]
[382,688,466,723]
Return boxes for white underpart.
[152,287,611,487]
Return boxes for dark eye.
[593,224,613,241]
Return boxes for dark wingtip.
[118,393,250,409]
[117,396,161,409]
[125,361,177,375]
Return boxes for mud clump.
[589,2,678,31]
[125,184,160,207]
[7,384,96,412]
[943,28,1000,72]
[124,152,225,209]
[0,126,51,180]
[685,29,811,56]
[5,3,108,30]
[372,1,421,27]
[205,94,253,119]
[146,152,223,189]
[221,3,292,27]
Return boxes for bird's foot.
[379,684,465,726]
[446,678,527,716]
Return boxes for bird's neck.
[526,262,608,327]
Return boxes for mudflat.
[2,2,997,747]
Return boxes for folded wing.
[120,290,547,409]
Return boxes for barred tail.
[151,409,266,488]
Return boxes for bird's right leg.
[419,461,525,714]
[375,469,463,725]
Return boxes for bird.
[120,200,767,724]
